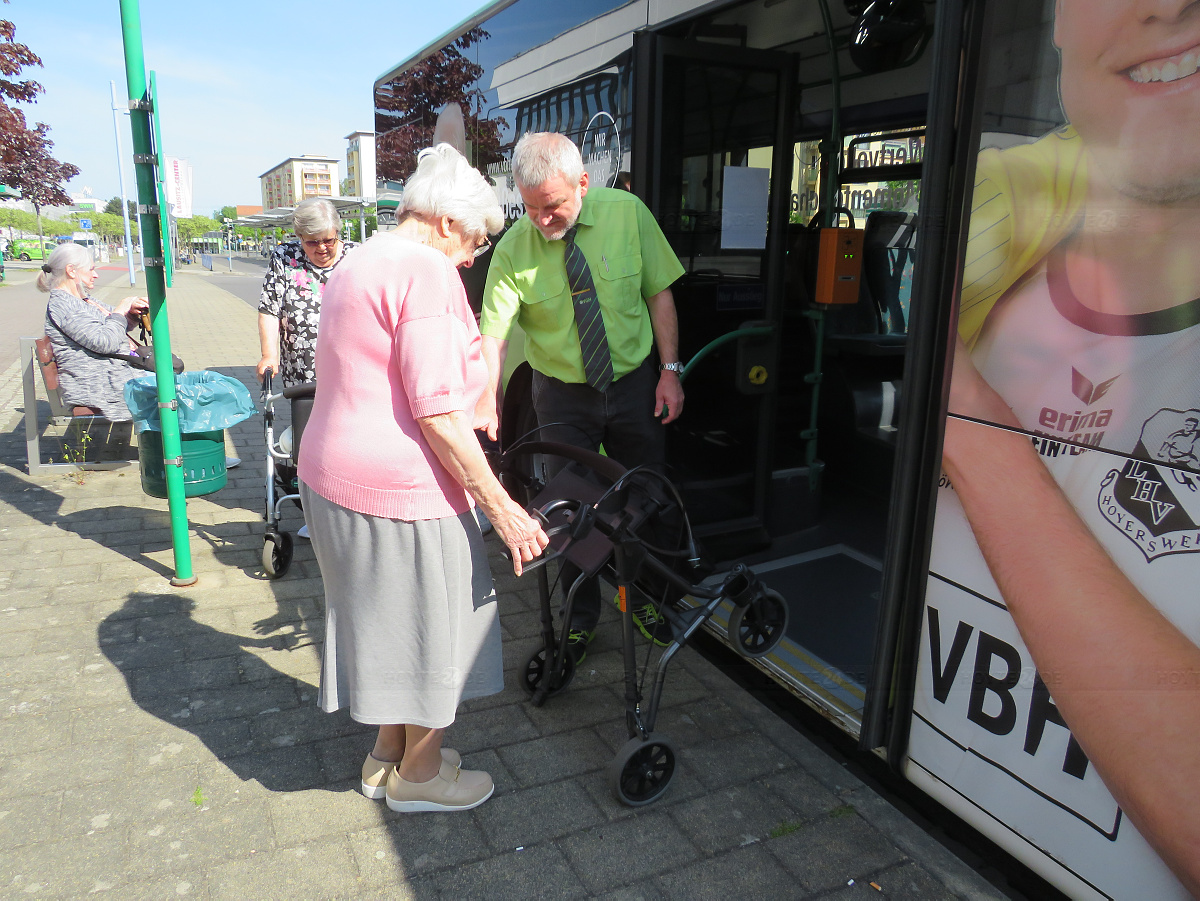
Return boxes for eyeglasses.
[473,237,492,258]
[302,236,339,250]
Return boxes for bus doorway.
[634,19,929,737]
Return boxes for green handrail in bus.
[680,326,774,382]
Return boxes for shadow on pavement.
[96,591,362,794]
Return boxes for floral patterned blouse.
[258,239,358,385]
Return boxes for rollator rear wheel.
[262,531,293,579]
[728,588,789,658]
[610,734,676,807]
[520,644,575,698]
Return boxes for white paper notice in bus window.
[720,167,768,250]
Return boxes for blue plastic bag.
[125,371,256,434]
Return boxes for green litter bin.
[137,429,227,498]
[124,371,257,500]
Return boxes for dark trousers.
[531,356,665,630]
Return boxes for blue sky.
[9,0,490,217]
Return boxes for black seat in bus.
[819,211,915,486]
[825,210,916,357]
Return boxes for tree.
[104,196,137,218]
[90,211,135,242]
[2,121,78,249]
[176,214,220,249]
[374,27,505,183]
[0,14,43,158]
[0,11,79,248]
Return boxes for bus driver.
[478,132,686,667]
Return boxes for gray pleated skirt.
[299,483,503,728]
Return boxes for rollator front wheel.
[609,734,676,807]
[520,644,575,699]
[728,588,789,658]
[262,531,294,579]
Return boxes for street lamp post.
[110,80,137,286]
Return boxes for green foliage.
[0,17,78,250]
[103,196,137,218]
[769,819,805,839]
[177,215,221,245]
[0,206,77,238]
[60,424,93,483]
[88,211,136,240]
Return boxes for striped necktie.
[563,227,614,391]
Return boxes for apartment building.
[259,155,341,209]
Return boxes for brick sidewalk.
[0,271,1006,899]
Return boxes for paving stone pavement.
[0,271,1009,899]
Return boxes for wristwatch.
[659,362,684,374]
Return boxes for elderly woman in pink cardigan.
[297,145,548,813]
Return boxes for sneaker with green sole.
[565,628,595,664]
[631,601,673,647]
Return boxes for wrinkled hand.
[257,356,280,379]
[655,373,685,424]
[117,295,149,318]
[488,499,549,576]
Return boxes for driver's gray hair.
[292,198,341,238]
[512,132,584,189]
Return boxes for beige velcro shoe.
[360,748,462,800]
[385,758,494,812]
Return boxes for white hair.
[36,243,93,293]
[401,143,503,237]
[512,132,584,189]
[292,198,341,238]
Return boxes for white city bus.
[377,2,1200,897]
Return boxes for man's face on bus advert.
[1056,0,1200,203]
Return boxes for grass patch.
[191,786,205,808]
[828,803,855,819]
[769,819,805,839]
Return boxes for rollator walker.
[494,433,790,807]
[260,372,316,578]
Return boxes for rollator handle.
[498,506,573,574]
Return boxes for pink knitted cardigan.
[297,232,487,520]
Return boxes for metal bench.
[19,335,135,475]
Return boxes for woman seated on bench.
[39,244,148,421]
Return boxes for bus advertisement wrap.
[909,2,1200,898]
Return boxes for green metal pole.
[119,0,195,586]
[803,0,845,484]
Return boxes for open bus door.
[631,14,939,742]
[633,33,799,552]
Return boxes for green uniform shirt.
[481,186,685,383]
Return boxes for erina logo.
[1071,368,1120,406]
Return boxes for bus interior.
[627,1,935,739]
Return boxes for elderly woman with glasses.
[297,144,548,813]
[256,197,357,387]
